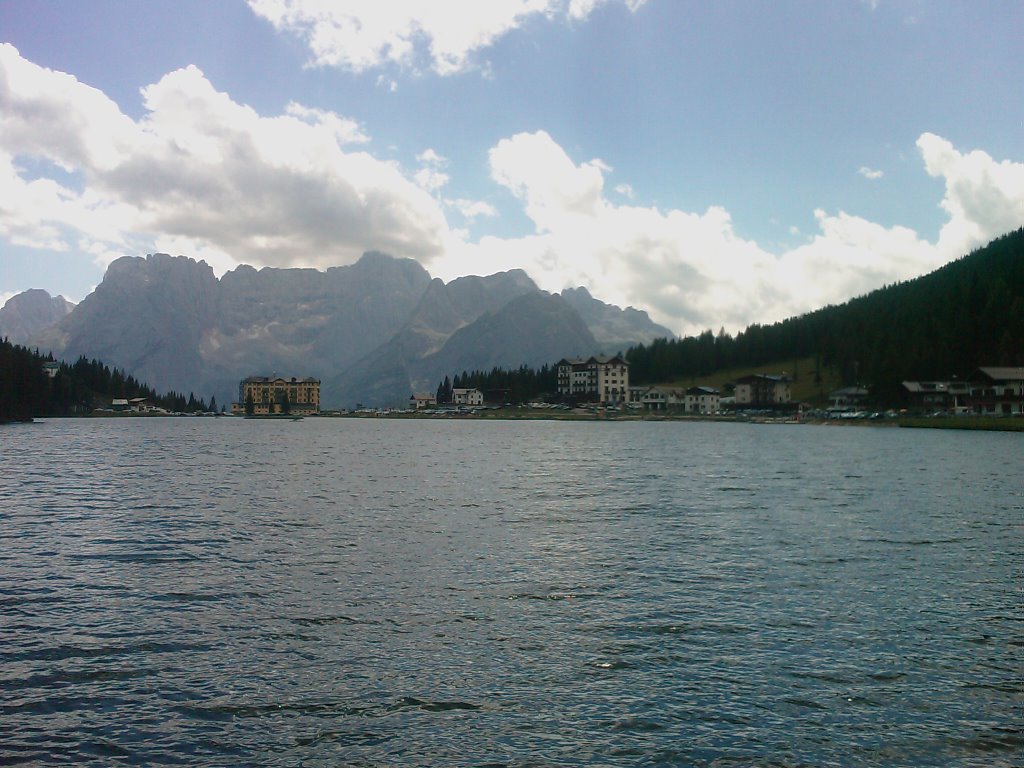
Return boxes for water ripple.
[0,417,1019,766]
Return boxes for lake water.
[1,417,1020,766]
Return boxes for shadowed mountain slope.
[31,251,672,408]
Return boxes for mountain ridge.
[0,289,75,346]
[19,251,672,407]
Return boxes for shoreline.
[320,409,1023,432]
[11,410,1023,432]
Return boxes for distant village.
[206,358,1024,420]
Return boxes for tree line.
[435,364,558,405]
[624,228,1023,403]
[0,340,214,422]
[431,229,1023,406]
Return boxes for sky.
[0,0,1022,336]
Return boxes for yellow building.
[232,376,320,415]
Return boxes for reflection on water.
[1,418,1020,765]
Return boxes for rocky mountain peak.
[27,250,676,408]
[0,289,75,346]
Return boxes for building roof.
[735,373,789,384]
[686,386,719,395]
[242,375,320,384]
[902,380,970,394]
[643,386,685,397]
[974,367,1024,382]
[590,354,627,365]
[829,386,869,397]
[557,355,629,366]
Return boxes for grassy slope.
[658,356,846,405]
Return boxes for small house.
[685,386,720,414]
[828,387,869,411]
[409,393,437,410]
[968,367,1024,415]
[902,381,969,412]
[451,388,484,407]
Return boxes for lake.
[1,417,1020,766]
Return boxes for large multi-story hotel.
[734,374,791,406]
[556,355,630,404]
[232,376,321,415]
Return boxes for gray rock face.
[560,286,675,353]
[31,252,673,407]
[0,289,75,346]
[36,254,220,396]
[422,291,598,379]
[326,269,542,405]
[205,252,433,402]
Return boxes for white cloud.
[858,166,884,180]
[449,198,498,220]
[417,148,446,165]
[414,148,449,191]
[247,0,646,75]
[2,44,1021,339]
[414,167,450,192]
[431,130,1023,336]
[614,182,635,199]
[917,132,1024,258]
[284,102,369,144]
[489,130,606,231]
[0,44,449,272]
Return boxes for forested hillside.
[435,364,558,405]
[626,229,1024,402]
[0,339,213,422]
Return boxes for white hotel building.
[556,355,630,405]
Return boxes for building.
[233,376,320,415]
[734,374,791,406]
[409,393,437,410]
[685,386,720,414]
[451,388,484,406]
[637,386,681,411]
[627,386,648,407]
[829,386,869,410]
[556,355,630,405]
[968,367,1024,415]
[901,380,970,412]
[42,361,60,379]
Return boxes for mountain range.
[17,252,673,407]
[0,289,75,347]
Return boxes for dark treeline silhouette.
[433,231,1022,407]
[625,229,1024,402]
[437,364,558,405]
[1,340,211,422]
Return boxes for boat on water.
[243,414,304,421]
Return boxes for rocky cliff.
[31,252,674,407]
[0,289,75,346]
